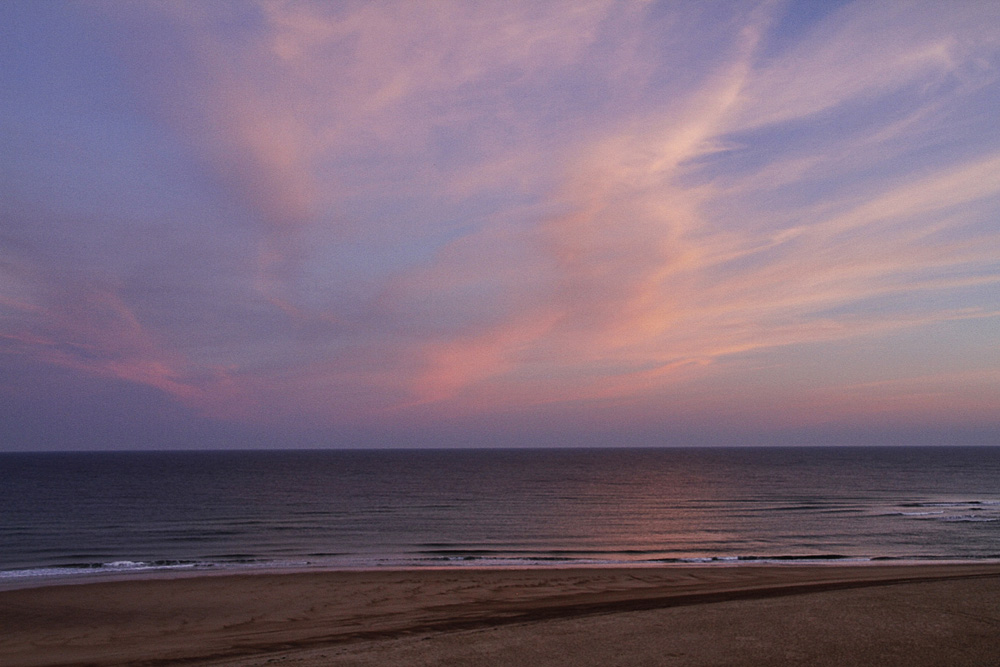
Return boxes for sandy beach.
[1,564,998,666]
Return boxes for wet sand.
[2,564,999,666]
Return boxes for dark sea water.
[2,447,999,587]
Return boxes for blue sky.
[2,0,999,450]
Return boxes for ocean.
[1,447,998,588]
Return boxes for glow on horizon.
[1,0,999,449]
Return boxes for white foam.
[0,560,202,589]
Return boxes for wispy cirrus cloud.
[2,0,999,446]
[384,0,1000,422]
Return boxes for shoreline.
[4,556,999,593]
[3,563,999,666]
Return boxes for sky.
[2,0,999,451]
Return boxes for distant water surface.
[2,447,998,587]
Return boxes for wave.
[885,499,1000,522]
[902,500,987,506]
[0,559,203,583]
